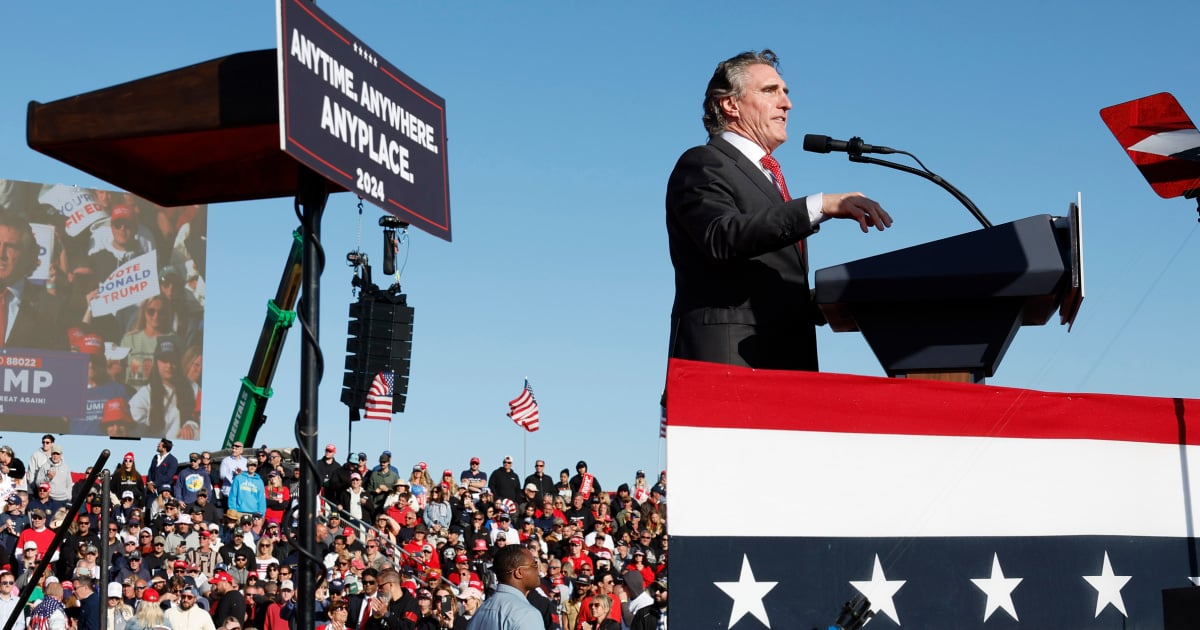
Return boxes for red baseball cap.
[103,399,133,423]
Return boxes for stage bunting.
[666,358,1200,629]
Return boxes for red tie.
[760,154,791,201]
[761,155,806,258]
[358,596,372,630]
[0,289,10,348]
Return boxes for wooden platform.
[26,49,345,206]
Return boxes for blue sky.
[1,1,1198,485]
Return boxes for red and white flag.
[507,379,540,432]
[363,370,394,421]
[1100,92,1200,199]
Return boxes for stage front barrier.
[666,358,1200,629]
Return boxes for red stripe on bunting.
[665,358,1200,445]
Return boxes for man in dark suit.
[0,214,66,350]
[666,49,892,371]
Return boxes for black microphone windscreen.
[803,134,832,153]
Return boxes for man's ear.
[721,96,739,120]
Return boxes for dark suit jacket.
[666,135,821,371]
[5,282,67,350]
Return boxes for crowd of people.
[0,434,668,630]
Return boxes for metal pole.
[295,165,328,630]
[99,469,111,630]
[6,450,110,630]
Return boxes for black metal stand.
[848,152,993,229]
[5,450,110,630]
[295,166,328,630]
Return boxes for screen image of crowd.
[0,179,207,440]
[0,437,669,630]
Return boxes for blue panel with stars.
[674,535,1200,628]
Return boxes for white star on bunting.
[715,554,777,628]
[1083,551,1132,618]
[850,554,906,625]
[970,553,1022,622]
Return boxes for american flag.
[667,358,1200,629]
[363,370,394,421]
[507,379,540,432]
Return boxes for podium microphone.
[803,134,897,155]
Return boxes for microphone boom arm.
[847,152,993,229]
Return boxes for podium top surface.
[26,49,346,207]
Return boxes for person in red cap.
[459,457,488,494]
[563,536,594,576]
[100,399,137,438]
[125,586,167,630]
[210,571,246,628]
[316,444,341,489]
[27,481,62,519]
[87,204,150,283]
[447,553,481,589]
[71,333,128,437]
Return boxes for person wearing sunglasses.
[27,435,55,494]
[0,569,23,630]
[455,546,542,630]
[16,508,52,559]
[164,585,214,630]
[580,592,619,630]
[128,335,198,440]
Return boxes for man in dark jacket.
[75,575,101,630]
[487,456,522,504]
[147,439,179,502]
[363,567,419,630]
[630,580,667,630]
[211,570,248,626]
[522,460,555,499]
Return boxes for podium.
[815,213,1082,383]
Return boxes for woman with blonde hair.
[122,587,171,630]
[119,296,174,390]
[581,590,620,630]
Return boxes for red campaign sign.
[276,0,452,241]
[1100,92,1200,199]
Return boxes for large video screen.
[0,179,206,439]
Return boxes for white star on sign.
[1083,551,1132,618]
[970,553,1022,622]
[850,554,906,625]
[715,554,777,628]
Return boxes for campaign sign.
[0,349,86,418]
[90,251,159,317]
[276,0,452,241]
[38,184,107,237]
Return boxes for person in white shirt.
[219,442,248,495]
[0,569,25,630]
[164,586,216,630]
